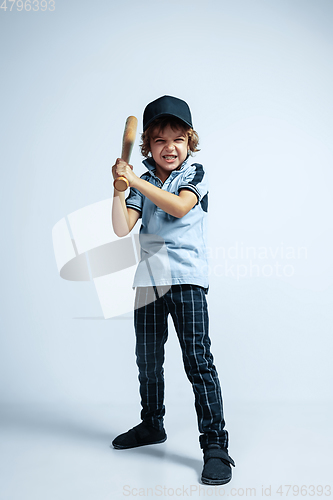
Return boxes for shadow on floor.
[0,405,112,445]
[1,405,203,479]
[111,442,202,479]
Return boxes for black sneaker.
[201,444,235,485]
[112,421,167,450]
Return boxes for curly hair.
[140,116,200,158]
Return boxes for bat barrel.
[114,116,138,192]
[121,116,138,163]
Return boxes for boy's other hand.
[112,158,137,187]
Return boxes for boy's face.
[150,124,189,181]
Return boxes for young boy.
[111,95,235,485]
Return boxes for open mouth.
[163,155,177,160]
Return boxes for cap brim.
[143,113,192,131]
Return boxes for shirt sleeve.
[178,163,208,202]
[125,171,152,216]
[125,186,144,216]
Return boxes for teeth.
[164,156,176,159]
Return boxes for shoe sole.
[201,474,232,486]
[112,436,167,450]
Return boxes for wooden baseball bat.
[113,115,138,192]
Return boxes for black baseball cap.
[143,95,193,132]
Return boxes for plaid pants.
[134,284,229,450]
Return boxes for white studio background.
[1,0,332,498]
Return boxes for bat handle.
[113,116,138,192]
[113,176,129,191]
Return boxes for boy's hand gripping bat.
[113,116,138,192]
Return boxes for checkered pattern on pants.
[134,284,229,450]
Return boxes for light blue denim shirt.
[126,156,209,291]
